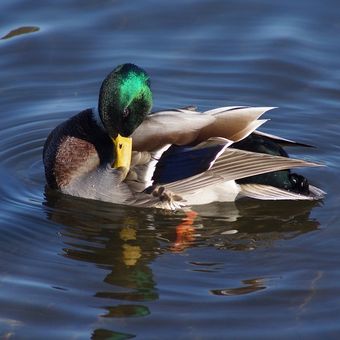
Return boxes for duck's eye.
[123,108,130,118]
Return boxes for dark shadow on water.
[43,188,321,337]
[210,277,267,296]
[1,26,40,40]
[193,199,321,251]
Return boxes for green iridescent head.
[98,63,153,137]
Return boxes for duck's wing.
[126,137,233,193]
[151,137,232,184]
[196,106,275,142]
[130,106,324,204]
[132,107,275,151]
[132,109,215,151]
[238,183,325,200]
[204,106,313,147]
[163,148,323,196]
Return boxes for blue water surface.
[0,0,340,339]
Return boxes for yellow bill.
[112,134,132,178]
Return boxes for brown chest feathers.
[54,136,100,188]
[43,109,113,189]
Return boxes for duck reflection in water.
[43,188,321,334]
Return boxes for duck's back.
[43,109,113,190]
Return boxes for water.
[1,0,340,338]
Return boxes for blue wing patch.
[152,144,225,184]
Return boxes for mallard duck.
[43,63,325,209]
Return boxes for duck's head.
[98,63,152,174]
[98,63,152,138]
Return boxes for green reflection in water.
[101,304,150,318]
[91,328,135,339]
[43,188,321,337]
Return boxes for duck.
[43,63,325,209]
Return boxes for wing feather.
[165,148,322,195]
[196,107,276,142]
[238,184,325,200]
[132,107,276,151]
[132,110,214,151]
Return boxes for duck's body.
[43,64,324,209]
[43,107,171,207]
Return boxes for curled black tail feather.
[233,133,310,195]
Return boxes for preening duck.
[43,63,325,209]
